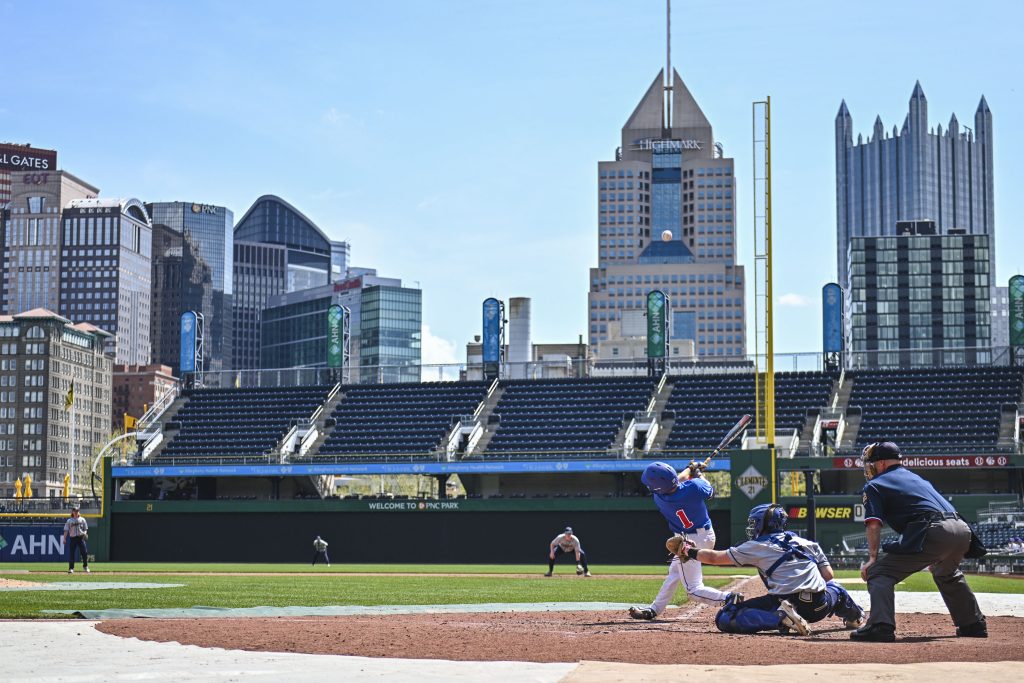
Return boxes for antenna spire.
[665,0,672,131]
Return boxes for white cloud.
[777,293,811,307]
[421,324,459,366]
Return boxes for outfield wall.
[109,503,731,564]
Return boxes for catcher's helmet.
[746,503,788,540]
[641,462,679,495]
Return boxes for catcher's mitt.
[665,533,696,561]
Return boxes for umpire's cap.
[862,441,902,463]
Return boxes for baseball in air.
[661,229,673,242]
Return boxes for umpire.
[851,441,986,642]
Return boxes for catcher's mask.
[746,503,787,540]
[641,462,679,495]
[861,441,902,481]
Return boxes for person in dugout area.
[672,502,865,635]
[850,441,987,642]
[546,527,591,577]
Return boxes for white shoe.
[584,571,593,577]
[68,569,74,574]
[843,608,866,629]
[778,600,811,636]
[84,567,91,574]
[327,564,331,567]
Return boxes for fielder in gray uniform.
[545,526,591,577]
[674,503,864,635]
[63,504,90,574]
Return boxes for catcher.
[627,460,738,620]
[667,502,865,635]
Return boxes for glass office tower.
[147,202,234,373]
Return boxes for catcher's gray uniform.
[727,534,829,595]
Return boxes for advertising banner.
[327,304,344,368]
[179,311,198,373]
[0,525,66,562]
[0,144,56,172]
[1010,275,1024,347]
[832,454,1010,469]
[482,298,501,363]
[822,283,843,353]
[646,290,668,358]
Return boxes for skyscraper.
[147,201,234,373]
[835,83,994,288]
[59,198,153,365]
[588,69,746,359]
[232,195,351,369]
[2,168,98,314]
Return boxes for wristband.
[686,547,700,560]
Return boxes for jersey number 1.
[675,509,694,529]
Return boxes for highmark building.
[588,69,745,360]
[147,201,234,373]
[835,82,994,289]
[260,271,421,383]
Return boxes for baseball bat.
[704,414,752,465]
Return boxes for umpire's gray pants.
[865,518,984,629]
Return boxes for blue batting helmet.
[641,462,679,495]
[746,503,788,540]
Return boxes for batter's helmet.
[746,503,788,540]
[641,462,679,495]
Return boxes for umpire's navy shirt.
[862,465,955,533]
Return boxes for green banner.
[646,290,668,358]
[1010,275,1024,347]
[327,304,344,368]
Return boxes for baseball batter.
[628,461,737,620]
[546,526,591,577]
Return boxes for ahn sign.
[0,525,67,561]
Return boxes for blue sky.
[2,0,1020,365]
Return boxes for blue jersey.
[654,477,714,534]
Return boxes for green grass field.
[0,563,1020,619]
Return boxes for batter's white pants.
[648,527,731,614]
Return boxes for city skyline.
[3,1,1022,365]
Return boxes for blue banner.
[114,458,730,478]
[180,311,198,373]
[822,283,843,353]
[0,525,67,562]
[482,298,501,363]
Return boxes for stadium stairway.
[642,376,679,454]
[284,385,347,461]
[137,394,191,463]
[464,380,505,456]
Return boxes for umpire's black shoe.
[956,619,988,638]
[850,622,896,642]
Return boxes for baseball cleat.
[777,600,811,636]
[956,619,988,638]
[67,569,74,574]
[584,571,593,577]
[850,622,896,642]
[84,567,91,574]
[628,606,656,620]
[543,572,552,577]
[843,608,866,629]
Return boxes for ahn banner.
[822,283,843,353]
[646,290,668,358]
[1010,275,1024,347]
[326,304,345,368]
[833,455,1011,469]
[0,525,67,562]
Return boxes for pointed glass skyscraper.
[835,82,995,288]
[588,69,746,359]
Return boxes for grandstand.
[149,385,334,465]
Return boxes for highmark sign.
[633,139,703,152]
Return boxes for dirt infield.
[97,610,1024,665]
